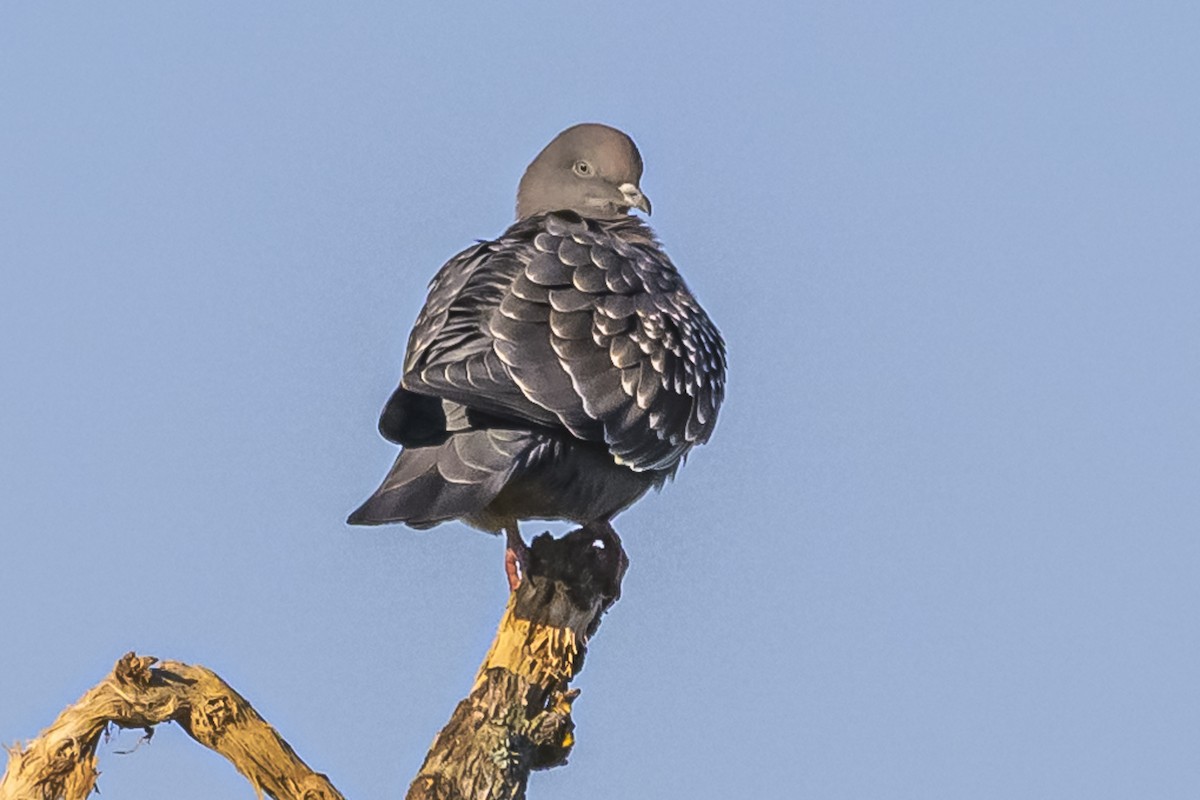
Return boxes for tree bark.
[406,523,627,800]
[1,524,626,800]
[0,653,343,800]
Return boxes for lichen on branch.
[407,523,627,800]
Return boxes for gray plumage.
[348,124,725,533]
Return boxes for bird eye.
[573,160,593,177]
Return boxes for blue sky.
[2,3,1198,798]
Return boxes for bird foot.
[504,527,528,592]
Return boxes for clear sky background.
[2,3,1197,798]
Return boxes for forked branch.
[1,524,626,800]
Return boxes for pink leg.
[504,525,527,592]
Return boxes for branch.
[2,524,627,800]
[407,523,627,800]
[0,653,343,800]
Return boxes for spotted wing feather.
[399,212,726,473]
[397,242,561,429]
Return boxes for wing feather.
[392,212,725,473]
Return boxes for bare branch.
[2,523,627,800]
[407,523,627,800]
[0,653,343,800]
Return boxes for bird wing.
[401,213,726,472]
[397,239,563,430]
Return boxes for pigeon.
[348,123,725,585]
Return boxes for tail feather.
[347,429,532,528]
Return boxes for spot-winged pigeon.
[348,123,726,566]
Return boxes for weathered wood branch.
[407,523,627,800]
[1,524,626,800]
[0,653,343,800]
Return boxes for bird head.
[516,123,652,221]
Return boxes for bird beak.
[619,182,652,216]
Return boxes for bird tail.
[346,429,533,529]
